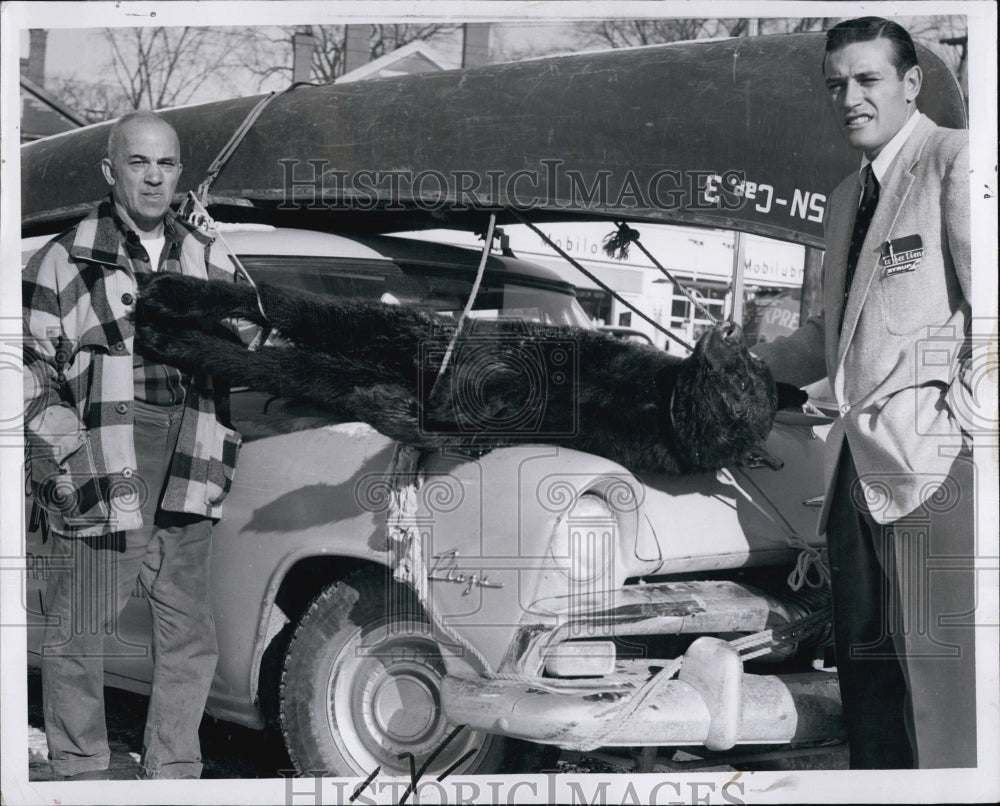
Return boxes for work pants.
[41,400,218,779]
[827,443,977,768]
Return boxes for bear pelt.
[133,273,803,475]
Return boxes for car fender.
[636,416,829,573]
[415,444,657,672]
[210,422,396,725]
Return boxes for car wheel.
[279,567,547,777]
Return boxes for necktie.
[839,164,880,332]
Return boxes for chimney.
[343,25,371,75]
[292,28,316,84]
[461,23,490,68]
[27,29,47,86]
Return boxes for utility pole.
[729,18,758,326]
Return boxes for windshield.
[238,256,593,329]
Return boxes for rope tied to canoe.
[192,82,316,206]
[603,221,721,325]
[384,212,504,677]
[429,213,497,401]
[509,210,695,353]
[180,82,317,330]
[600,222,641,259]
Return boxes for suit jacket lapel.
[835,116,934,369]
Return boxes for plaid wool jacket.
[23,199,247,537]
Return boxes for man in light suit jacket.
[754,18,975,768]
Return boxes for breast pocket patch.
[881,234,924,277]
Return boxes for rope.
[178,83,315,328]
[183,192,268,324]
[383,443,829,711]
[509,211,694,353]
[598,594,829,745]
[716,466,831,591]
[192,83,315,205]
[727,602,832,662]
[599,657,684,746]
[430,213,496,398]
[603,222,720,325]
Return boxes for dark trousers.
[827,443,977,768]
[41,401,218,779]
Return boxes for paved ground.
[26,668,847,780]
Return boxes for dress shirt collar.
[861,110,924,186]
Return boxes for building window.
[574,289,612,324]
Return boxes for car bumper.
[442,637,841,751]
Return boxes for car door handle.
[802,495,825,508]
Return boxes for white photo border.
[1,2,996,804]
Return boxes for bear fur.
[134,273,802,475]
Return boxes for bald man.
[24,112,249,779]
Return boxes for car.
[596,325,657,346]
[23,222,839,777]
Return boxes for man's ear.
[903,64,923,103]
[100,157,115,187]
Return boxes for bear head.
[655,321,777,472]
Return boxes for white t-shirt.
[140,234,166,270]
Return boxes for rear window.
[237,255,591,328]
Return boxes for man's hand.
[776,382,808,410]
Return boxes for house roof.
[20,76,86,141]
[336,41,451,83]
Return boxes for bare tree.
[900,15,967,74]
[575,18,740,49]
[46,76,133,124]
[570,16,964,81]
[103,26,240,110]
[224,23,462,88]
[45,26,239,121]
[757,18,834,35]
[572,17,842,50]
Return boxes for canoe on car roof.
[21,32,966,246]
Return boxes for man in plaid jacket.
[23,111,251,780]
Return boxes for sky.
[22,22,586,107]
[20,11,969,114]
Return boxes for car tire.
[279,567,553,777]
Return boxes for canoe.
[21,33,966,246]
